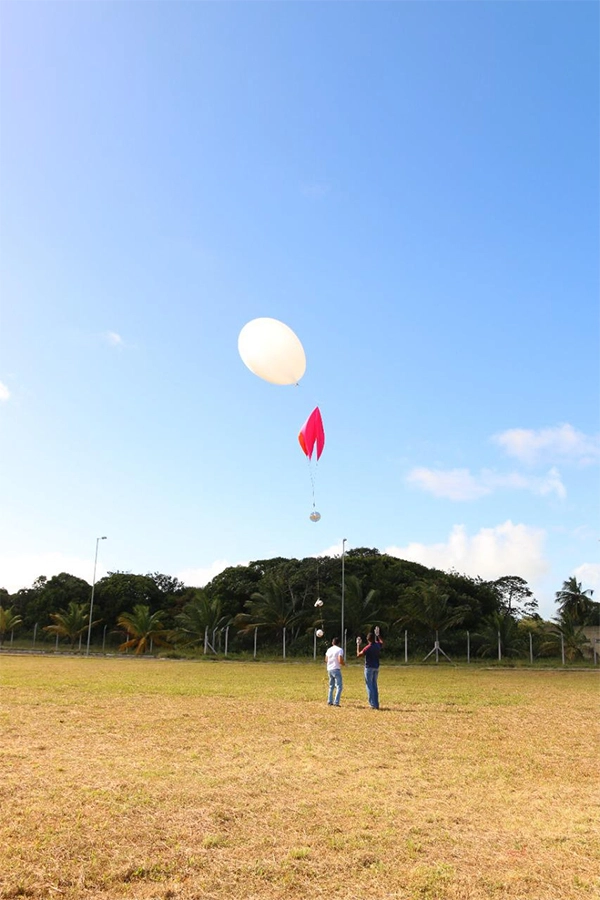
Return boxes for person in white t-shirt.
[325,637,345,706]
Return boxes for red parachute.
[298,406,325,461]
[298,407,325,521]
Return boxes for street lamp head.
[100,536,107,540]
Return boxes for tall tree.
[13,576,51,629]
[117,605,169,655]
[402,582,469,634]
[173,590,228,647]
[148,573,185,596]
[339,575,383,638]
[539,614,591,661]
[44,602,99,649]
[0,606,23,647]
[555,577,595,625]
[205,564,264,621]
[41,573,91,613]
[474,612,526,659]
[234,576,307,642]
[94,573,162,630]
[400,582,470,659]
[491,576,538,619]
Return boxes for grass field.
[1,656,598,900]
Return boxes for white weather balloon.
[238,318,306,385]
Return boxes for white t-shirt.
[325,645,344,671]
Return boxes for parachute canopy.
[238,317,306,385]
[298,406,325,461]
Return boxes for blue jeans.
[364,667,379,709]
[328,669,343,705]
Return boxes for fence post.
[405,629,408,663]
[283,627,286,660]
[55,633,59,651]
[78,633,82,652]
[313,630,317,660]
[102,625,107,652]
[212,629,217,652]
[343,629,347,660]
[497,630,502,661]
[33,623,38,649]
[594,639,598,666]
[253,627,257,659]
[10,629,13,647]
[150,638,153,654]
[225,626,229,657]
[467,631,470,664]
[561,633,565,666]
[204,626,208,655]
[529,632,533,664]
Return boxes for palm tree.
[340,575,384,638]
[117,605,169,655]
[234,576,307,642]
[173,590,228,647]
[474,611,526,659]
[401,582,469,661]
[0,606,23,647]
[539,614,590,661]
[555,577,595,625]
[44,602,98,649]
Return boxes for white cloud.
[572,525,599,541]
[385,520,548,582]
[407,468,490,500]
[176,559,236,587]
[571,563,600,598]
[492,424,600,466]
[104,331,124,348]
[0,381,10,402]
[536,467,567,499]
[0,552,103,593]
[315,541,347,559]
[407,466,566,501]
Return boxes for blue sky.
[1,2,598,619]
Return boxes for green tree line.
[0,551,597,660]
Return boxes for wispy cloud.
[385,520,548,582]
[0,381,10,402]
[407,468,489,501]
[572,524,599,542]
[492,424,600,466]
[104,331,125,348]
[300,181,332,198]
[407,466,566,501]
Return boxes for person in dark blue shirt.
[356,626,383,709]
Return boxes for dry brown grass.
[0,656,598,900]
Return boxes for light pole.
[341,538,347,653]
[86,536,107,656]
